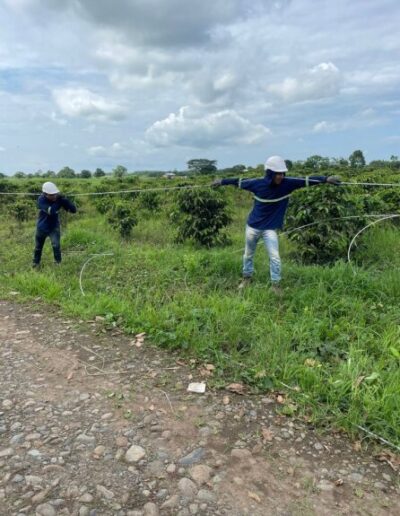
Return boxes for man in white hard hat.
[32,182,77,267]
[213,156,340,291]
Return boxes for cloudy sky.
[0,0,399,174]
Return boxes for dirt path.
[0,300,399,516]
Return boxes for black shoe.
[32,263,40,269]
[54,261,61,266]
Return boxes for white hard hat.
[264,155,288,172]
[42,181,60,195]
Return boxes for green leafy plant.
[138,191,161,211]
[286,186,366,263]
[171,188,231,247]
[107,200,138,238]
[10,199,34,226]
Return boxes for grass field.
[1,174,399,448]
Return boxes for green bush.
[171,188,231,247]
[93,196,115,215]
[138,191,161,211]
[286,186,366,263]
[10,199,35,226]
[107,200,138,239]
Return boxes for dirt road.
[0,300,399,515]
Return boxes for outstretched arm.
[212,177,259,192]
[212,178,239,187]
[286,175,340,192]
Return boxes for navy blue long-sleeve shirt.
[36,194,76,232]
[221,173,327,230]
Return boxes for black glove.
[327,175,341,185]
[211,179,222,188]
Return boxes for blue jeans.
[243,225,281,283]
[33,227,61,264]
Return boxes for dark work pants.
[33,227,61,264]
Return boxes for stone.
[230,448,252,460]
[178,448,205,465]
[197,489,215,502]
[76,434,96,446]
[116,436,128,447]
[93,445,106,458]
[190,465,212,485]
[28,449,42,460]
[2,400,13,410]
[348,472,364,483]
[166,463,176,474]
[36,503,56,516]
[178,477,197,499]
[79,493,94,503]
[317,480,334,491]
[25,475,43,486]
[0,448,13,458]
[125,445,146,463]
[96,485,114,499]
[161,495,180,509]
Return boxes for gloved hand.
[327,175,341,185]
[211,179,222,188]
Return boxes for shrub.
[138,191,161,211]
[107,200,138,239]
[171,188,231,247]
[10,199,35,226]
[286,186,366,263]
[93,196,115,215]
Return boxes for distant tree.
[338,158,349,167]
[34,169,43,177]
[369,160,387,168]
[187,159,217,175]
[389,155,400,170]
[349,150,365,168]
[304,155,330,170]
[14,171,26,178]
[94,167,106,177]
[113,165,128,178]
[43,170,56,177]
[232,164,246,173]
[80,169,92,179]
[0,172,6,178]
[284,159,293,171]
[58,166,76,178]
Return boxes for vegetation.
[172,188,232,247]
[0,157,399,449]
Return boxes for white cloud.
[145,106,271,148]
[0,146,5,152]
[87,142,130,157]
[313,121,337,133]
[268,62,342,103]
[53,88,126,121]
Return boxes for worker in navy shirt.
[33,181,76,268]
[213,156,340,290]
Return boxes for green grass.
[0,187,399,448]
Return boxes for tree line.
[1,150,399,179]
